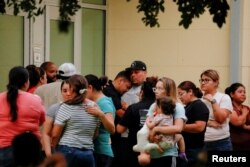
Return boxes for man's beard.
[47,77,55,83]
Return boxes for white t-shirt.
[34,81,63,110]
[202,91,233,142]
[121,85,142,105]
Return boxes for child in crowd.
[133,97,187,165]
[12,131,43,167]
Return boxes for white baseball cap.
[58,63,77,78]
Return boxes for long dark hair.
[64,74,88,105]
[7,66,29,122]
[225,82,245,98]
[141,76,158,100]
[85,74,107,91]
[178,81,203,98]
[26,65,40,88]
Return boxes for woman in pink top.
[0,66,45,167]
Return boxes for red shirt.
[230,104,250,150]
[0,91,45,148]
[27,86,37,94]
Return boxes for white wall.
[107,0,231,93]
[241,0,250,104]
[30,0,250,103]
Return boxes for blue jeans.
[0,146,13,167]
[56,145,95,167]
[204,137,232,151]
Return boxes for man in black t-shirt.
[102,70,131,167]
[117,76,157,167]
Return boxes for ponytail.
[7,66,29,122]
[85,74,106,91]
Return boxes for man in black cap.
[122,60,147,107]
[112,60,147,167]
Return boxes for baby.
[133,97,187,165]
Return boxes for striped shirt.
[54,103,99,150]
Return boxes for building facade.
[0,0,250,103]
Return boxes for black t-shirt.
[103,80,125,146]
[119,98,155,148]
[102,80,122,111]
[182,99,209,149]
[103,80,123,126]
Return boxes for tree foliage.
[0,0,44,21]
[128,0,230,29]
[0,0,230,30]
[59,0,80,32]
[0,0,80,31]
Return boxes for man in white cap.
[34,63,77,109]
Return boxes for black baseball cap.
[128,60,147,71]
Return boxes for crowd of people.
[0,60,249,167]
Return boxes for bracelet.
[210,99,216,104]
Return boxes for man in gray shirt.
[116,60,147,167]
[34,62,77,109]
[122,60,147,108]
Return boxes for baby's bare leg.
[175,134,188,162]
[175,134,185,153]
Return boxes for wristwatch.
[210,99,216,104]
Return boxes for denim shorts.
[204,137,232,151]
